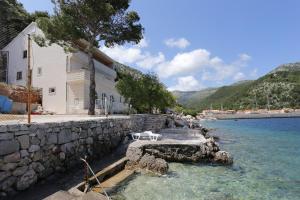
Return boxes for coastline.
[210,112,300,120]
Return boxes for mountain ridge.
[174,62,300,110]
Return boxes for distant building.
[1,22,127,114]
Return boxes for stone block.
[16,169,37,190]
[1,163,17,171]
[0,126,7,133]
[79,130,88,139]
[19,125,29,131]
[58,129,72,144]
[17,135,30,149]
[0,176,17,191]
[28,145,40,153]
[17,158,31,167]
[15,131,29,136]
[0,133,13,141]
[30,137,40,145]
[3,152,20,163]
[31,151,43,162]
[30,162,45,177]
[0,140,19,156]
[12,166,28,176]
[59,152,65,160]
[7,125,20,132]
[71,132,79,141]
[29,124,38,132]
[86,137,93,145]
[60,142,74,153]
[20,150,29,158]
[0,171,11,182]
[47,133,57,145]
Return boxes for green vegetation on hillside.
[175,62,300,111]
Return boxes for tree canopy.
[0,0,49,49]
[116,72,176,114]
[37,0,143,115]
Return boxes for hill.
[175,62,300,111]
[173,88,217,106]
[114,62,143,80]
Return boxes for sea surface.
[112,118,300,200]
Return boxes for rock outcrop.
[126,134,233,175]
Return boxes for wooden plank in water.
[92,169,134,193]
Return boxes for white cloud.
[101,43,165,70]
[101,39,252,87]
[101,45,144,64]
[164,38,190,49]
[239,53,251,61]
[200,53,252,82]
[136,38,149,48]
[136,52,165,69]
[157,49,211,78]
[168,76,204,91]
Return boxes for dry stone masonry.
[0,115,168,197]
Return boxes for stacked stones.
[0,115,148,197]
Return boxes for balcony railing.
[67,69,89,82]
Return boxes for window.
[16,71,22,80]
[74,98,79,105]
[37,67,42,76]
[110,95,114,103]
[49,87,56,95]
[23,50,27,59]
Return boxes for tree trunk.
[87,50,96,115]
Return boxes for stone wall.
[0,114,167,197]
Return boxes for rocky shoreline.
[125,116,233,175]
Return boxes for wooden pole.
[27,34,32,124]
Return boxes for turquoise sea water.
[113,118,300,200]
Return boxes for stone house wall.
[0,114,167,196]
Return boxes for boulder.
[174,119,186,127]
[126,147,143,162]
[16,169,37,190]
[213,151,233,165]
[138,154,168,175]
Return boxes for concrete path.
[130,128,207,148]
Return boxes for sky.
[19,0,300,91]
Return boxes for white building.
[1,22,127,114]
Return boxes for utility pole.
[27,34,32,124]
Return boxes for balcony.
[67,69,89,83]
[67,68,117,83]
